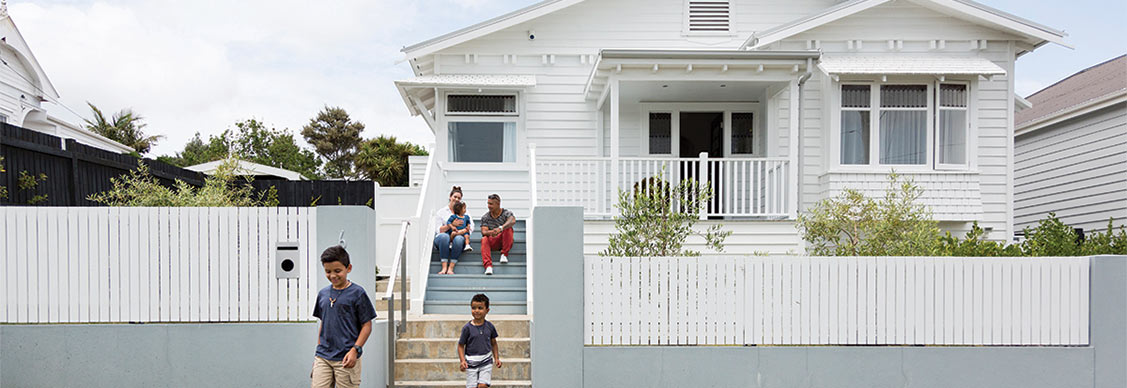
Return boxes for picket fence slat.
[1,207,318,324]
[584,256,1092,346]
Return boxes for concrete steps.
[394,318,531,386]
[425,220,528,315]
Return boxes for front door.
[678,112,723,217]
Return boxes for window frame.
[444,93,519,116]
[935,81,972,170]
[439,90,525,169]
[876,83,933,167]
[830,77,977,173]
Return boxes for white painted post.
[609,79,620,215]
[788,78,800,218]
[529,143,538,209]
[698,152,709,220]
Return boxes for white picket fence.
[1,207,319,323]
[585,256,1090,346]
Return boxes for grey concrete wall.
[527,208,1125,388]
[530,207,585,388]
[0,320,388,387]
[316,206,378,292]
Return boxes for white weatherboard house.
[396,0,1068,254]
[0,2,130,153]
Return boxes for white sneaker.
[499,254,509,264]
[484,266,494,275]
[463,244,473,252]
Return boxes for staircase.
[394,317,532,387]
[424,220,527,315]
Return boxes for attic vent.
[687,1,731,32]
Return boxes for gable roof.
[741,0,1068,52]
[401,0,585,61]
[0,11,60,99]
[1016,54,1127,132]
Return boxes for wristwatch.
[353,345,363,357]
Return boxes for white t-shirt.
[435,206,474,236]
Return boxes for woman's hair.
[453,201,466,215]
[449,185,463,198]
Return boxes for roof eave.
[400,0,585,60]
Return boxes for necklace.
[330,282,350,307]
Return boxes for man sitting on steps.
[478,194,516,276]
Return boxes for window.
[731,112,755,154]
[937,84,968,166]
[879,85,928,165]
[686,1,731,33]
[649,113,672,154]
[840,85,871,165]
[446,94,519,163]
[448,122,516,163]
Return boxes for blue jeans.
[433,233,465,263]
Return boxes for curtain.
[503,122,516,162]
[840,85,871,164]
[938,84,968,165]
[879,85,927,165]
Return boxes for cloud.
[10,0,431,156]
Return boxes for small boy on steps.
[458,293,502,388]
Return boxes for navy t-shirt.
[458,320,498,360]
[313,283,377,361]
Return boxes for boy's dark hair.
[453,201,466,215]
[471,293,490,308]
[320,245,351,267]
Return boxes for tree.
[302,106,363,179]
[601,169,731,257]
[159,119,323,179]
[84,103,163,155]
[354,135,428,186]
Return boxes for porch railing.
[535,154,791,218]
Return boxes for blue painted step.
[428,274,526,288]
[428,262,526,275]
[424,300,527,315]
[428,287,526,302]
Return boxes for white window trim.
[935,81,973,170]
[830,77,979,173]
[444,92,520,116]
[682,0,737,37]
[438,90,526,170]
[640,102,761,157]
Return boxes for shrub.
[1019,213,1082,256]
[1080,218,1127,255]
[601,170,731,257]
[798,172,940,256]
[88,158,278,207]
[939,222,1022,257]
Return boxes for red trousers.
[480,228,513,268]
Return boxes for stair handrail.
[409,151,441,314]
[383,220,409,388]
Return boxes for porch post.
[609,78,620,209]
[788,78,800,218]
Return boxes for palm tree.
[84,103,164,155]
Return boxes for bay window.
[837,81,971,169]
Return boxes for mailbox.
[276,241,301,279]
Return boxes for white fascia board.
[400,0,586,61]
[0,18,60,99]
[742,0,889,50]
[742,0,1069,51]
[46,114,133,153]
[928,0,1071,48]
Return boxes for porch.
[532,49,821,220]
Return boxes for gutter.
[794,57,814,218]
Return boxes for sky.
[8,0,1126,156]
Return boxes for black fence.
[1,123,374,207]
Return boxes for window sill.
[824,167,979,176]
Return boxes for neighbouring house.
[395,0,1068,255]
[1014,55,1127,235]
[186,159,309,181]
[0,3,131,153]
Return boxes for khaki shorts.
[311,356,361,388]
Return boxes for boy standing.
[311,246,377,388]
[458,294,502,388]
